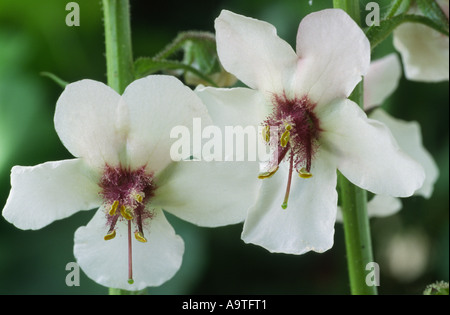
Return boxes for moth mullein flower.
[2,75,257,290]
[393,0,449,82]
[196,9,426,254]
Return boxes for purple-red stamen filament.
[282,153,294,209]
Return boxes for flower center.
[260,93,321,209]
[99,164,156,284]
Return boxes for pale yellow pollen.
[135,231,147,243]
[120,205,134,220]
[133,193,144,203]
[104,230,116,241]
[262,125,270,143]
[298,167,313,179]
[258,165,279,179]
[280,129,290,147]
[108,200,119,216]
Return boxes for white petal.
[153,159,260,227]
[393,22,449,82]
[369,109,439,198]
[364,54,402,110]
[215,10,298,93]
[336,194,402,222]
[319,99,425,197]
[195,86,271,161]
[54,80,125,169]
[2,159,101,230]
[367,195,402,218]
[294,9,370,106]
[242,150,338,254]
[74,207,184,290]
[121,75,211,173]
[195,86,268,128]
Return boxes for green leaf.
[366,13,449,50]
[133,57,218,87]
[416,0,449,30]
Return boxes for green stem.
[103,0,134,94]
[109,287,147,295]
[154,31,216,60]
[332,0,361,24]
[333,0,378,295]
[102,0,146,295]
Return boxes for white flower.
[393,0,449,82]
[2,75,258,290]
[196,9,426,255]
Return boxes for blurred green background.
[0,0,448,294]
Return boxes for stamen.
[298,167,313,179]
[108,200,119,216]
[135,231,147,243]
[280,129,290,147]
[258,165,279,179]
[120,205,134,220]
[127,221,134,285]
[104,229,116,241]
[262,125,270,143]
[134,193,143,203]
[281,154,294,209]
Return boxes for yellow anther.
[262,125,270,143]
[104,230,116,241]
[298,167,313,179]
[280,129,290,147]
[108,200,119,216]
[258,165,279,179]
[120,205,134,220]
[284,123,292,131]
[135,231,147,243]
[134,193,143,203]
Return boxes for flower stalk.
[333,0,378,295]
[103,0,134,94]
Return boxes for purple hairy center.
[264,93,321,173]
[261,93,321,209]
[99,165,155,236]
